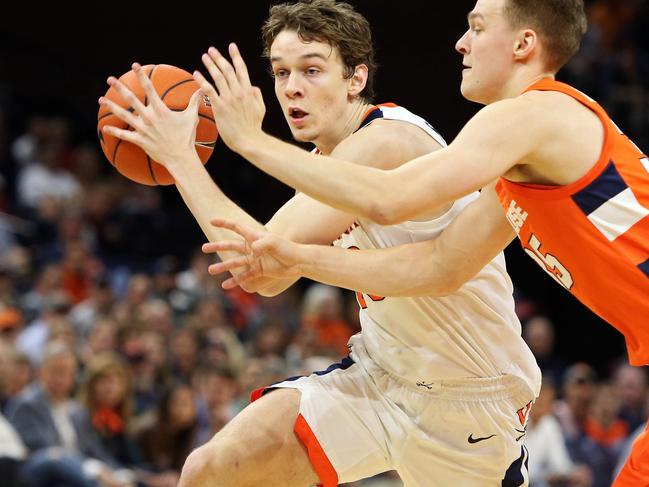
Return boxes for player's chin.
[289,127,316,143]
[460,82,485,104]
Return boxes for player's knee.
[179,436,264,487]
[179,443,224,486]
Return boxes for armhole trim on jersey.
[499,79,615,200]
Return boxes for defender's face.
[270,30,353,144]
[455,0,518,104]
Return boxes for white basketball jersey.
[333,104,541,397]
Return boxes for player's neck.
[315,99,373,155]
[505,68,557,102]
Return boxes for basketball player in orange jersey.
[182,0,648,484]
[100,1,543,485]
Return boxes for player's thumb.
[187,89,203,114]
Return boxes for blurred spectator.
[523,315,567,388]
[16,291,71,366]
[554,363,612,487]
[300,283,354,358]
[10,115,47,166]
[70,274,115,338]
[584,382,628,482]
[77,352,178,487]
[19,263,64,324]
[2,346,31,401]
[120,328,168,416]
[78,318,118,369]
[6,341,134,487]
[70,144,103,192]
[0,306,23,345]
[192,365,239,447]
[171,250,226,315]
[136,382,197,475]
[201,326,246,375]
[169,328,199,382]
[613,363,649,432]
[17,142,81,210]
[527,375,593,486]
[251,318,291,359]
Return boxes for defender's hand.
[202,218,303,289]
[193,43,266,154]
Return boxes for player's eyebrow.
[270,53,330,63]
[467,11,485,22]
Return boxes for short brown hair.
[503,0,587,71]
[262,0,377,101]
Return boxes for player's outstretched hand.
[202,218,303,290]
[99,63,203,168]
[194,43,266,153]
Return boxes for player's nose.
[455,29,470,55]
[284,72,303,98]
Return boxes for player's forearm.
[298,241,457,297]
[168,152,262,246]
[168,152,295,293]
[238,133,397,223]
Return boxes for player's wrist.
[236,130,272,161]
[164,151,206,179]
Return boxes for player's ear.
[513,29,537,61]
[348,64,368,98]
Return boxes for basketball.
[97,64,218,185]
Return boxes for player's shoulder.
[334,112,443,170]
[468,93,559,139]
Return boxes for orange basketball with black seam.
[97,64,218,185]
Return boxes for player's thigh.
[188,388,319,487]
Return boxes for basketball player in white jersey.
[100,1,540,485]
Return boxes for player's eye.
[274,69,289,79]
[305,68,320,76]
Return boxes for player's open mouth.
[289,107,309,123]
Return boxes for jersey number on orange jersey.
[524,234,574,290]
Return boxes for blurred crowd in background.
[0,0,648,486]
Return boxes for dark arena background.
[0,1,647,486]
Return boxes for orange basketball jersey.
[496,79,649,365]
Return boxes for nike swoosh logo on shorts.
[467,433,496,444]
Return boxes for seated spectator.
[6,341,135,487]
[554,363,611,487]
[77,352,178,487]
[136,382,197,475]
[522,315,567,388]
[192,365,239,447]
[526,375,593,486]
[613,363,649,432]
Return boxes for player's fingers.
[201,240,248,254]
[228,43,252,89]
[98,97,145,131]
[223,267,261,289]
[207,46,241,94]
[107,76,148,116]
[102,125,143,146]
[221,276,241,290]
[202,50,230,97]
[192,71,219,106]
[132,63,166,112]
[210,218,261,242]
[207,255,251,275]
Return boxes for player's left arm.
[198,44,546,224]
[206,183,515,297]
